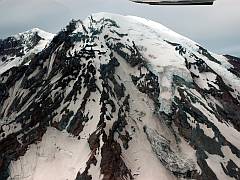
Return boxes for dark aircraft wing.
[130,0,215,5]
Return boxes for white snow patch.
[9,127,91,180]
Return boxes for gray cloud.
[0,0,239,56]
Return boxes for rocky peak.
[0,28,54,74]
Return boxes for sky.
[0,0,239,56]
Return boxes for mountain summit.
[0,13,240,180]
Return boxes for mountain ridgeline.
[0,13,240,180]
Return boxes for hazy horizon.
[0,0,239,56]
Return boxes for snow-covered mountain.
[0,13,240,180]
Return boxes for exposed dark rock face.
[100,131,133,180]
[0,13,239,180]
[224,55,240,78]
